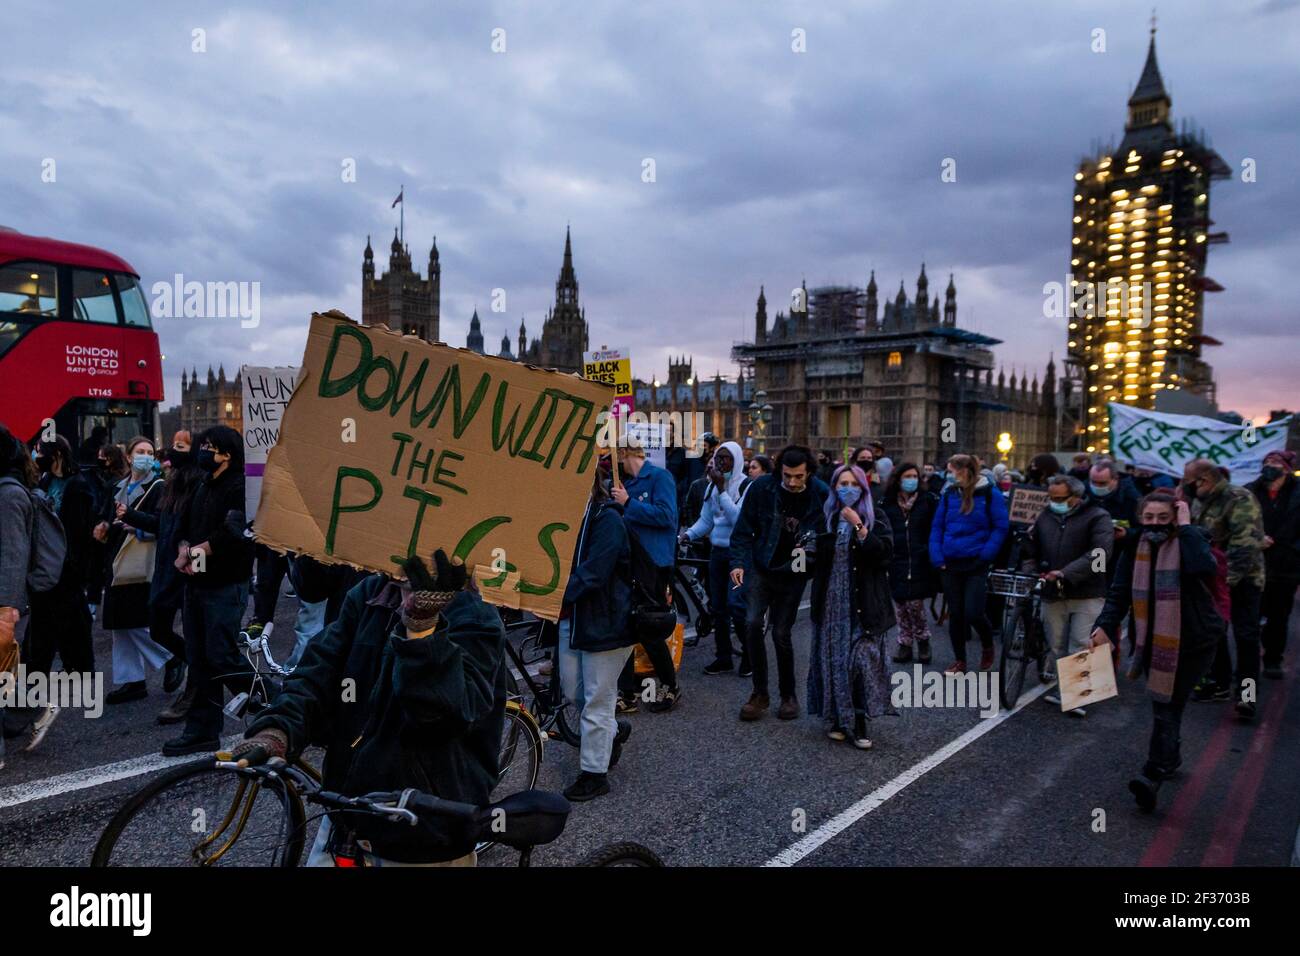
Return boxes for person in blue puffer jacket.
[681,441,751,676]
[612,443,682,712]
[929,453,1009,674]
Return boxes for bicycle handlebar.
[312,788,481,828]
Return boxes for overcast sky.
[4,0,1297,421]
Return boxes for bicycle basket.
[987,570,1035,598]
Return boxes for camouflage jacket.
[1192,479,1266,589]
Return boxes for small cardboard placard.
[1057,644,1118,711]
[1008,485,1050,527]
[252,311,613,622]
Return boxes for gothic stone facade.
[733,266,1057,469]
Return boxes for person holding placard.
[1090,490,1225,812]
[558,468,637,801]
[612,443,681,713]
[232,549,507,865]
[1021,474,1114,713]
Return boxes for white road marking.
[765,682,1051,866]
[0,735,239,811]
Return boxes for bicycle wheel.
[998,604,1030,710]
[91,759,306,867]
[494,701,543,796]
[478,703,545,856]
[577,841,666,867]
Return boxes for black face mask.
[167,449,193,470]
[196,448,220,473]
[35,456,52,474]
[1262,465,1284,482]
[857,459,875,472]
[1142,524,1172,546]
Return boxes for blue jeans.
[285,598,328,671]
[557,619,632,774]
[182,582,253,739]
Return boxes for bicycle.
[672,541,713,646]
[502,617,581,747]
[91,757,663,867]
[188,619,544,856]
[990,570,1056,709]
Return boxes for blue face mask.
[901,477,919,493]
[133,453,154,472]
[1089,483,1112,497]
[722,470,733,480]
[1049,501,1070,515]
[836,486,859,505]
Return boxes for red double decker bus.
[0,227,164,454]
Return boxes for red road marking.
[1200,679,1293,866]
[1139,708,1235,867]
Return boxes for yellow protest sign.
[252,311,613,621]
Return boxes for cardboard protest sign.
[252,312,613,621]
[242,366,298,518]
[1109,402,1292,479]
[582,347,633,421]
[1008,485,1049,526]
[1057,644,1118,712]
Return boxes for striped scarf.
[1129,532,1182,703]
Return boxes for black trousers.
[940,563,994,664]
[149,601,186,662]
[744,568,807,699]
[24,576,95,674]
[1261,578,1297,668]
[706,549,748,667]
[252,545,288,626]
[182,582,255,739]
[1147,635,1218,779]
[1208,579,1262,693]
[619,566,678,696]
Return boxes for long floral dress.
[807,522,896,728]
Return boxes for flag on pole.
[391,188,403,208]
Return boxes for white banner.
[242,366,298,518]
[1108,402,1291,480]
[624,420,667,470]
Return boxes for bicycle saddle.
[474,789,571,849]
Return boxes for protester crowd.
[1,416,1296,858]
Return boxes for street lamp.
[996,431,1014,462]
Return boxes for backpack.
[623,527,677,642]
[0,477,68,593]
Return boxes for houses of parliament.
[360,226,589,375]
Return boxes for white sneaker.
[826,728,847,742]
[852,736,873,750]
[25,705,59,753]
